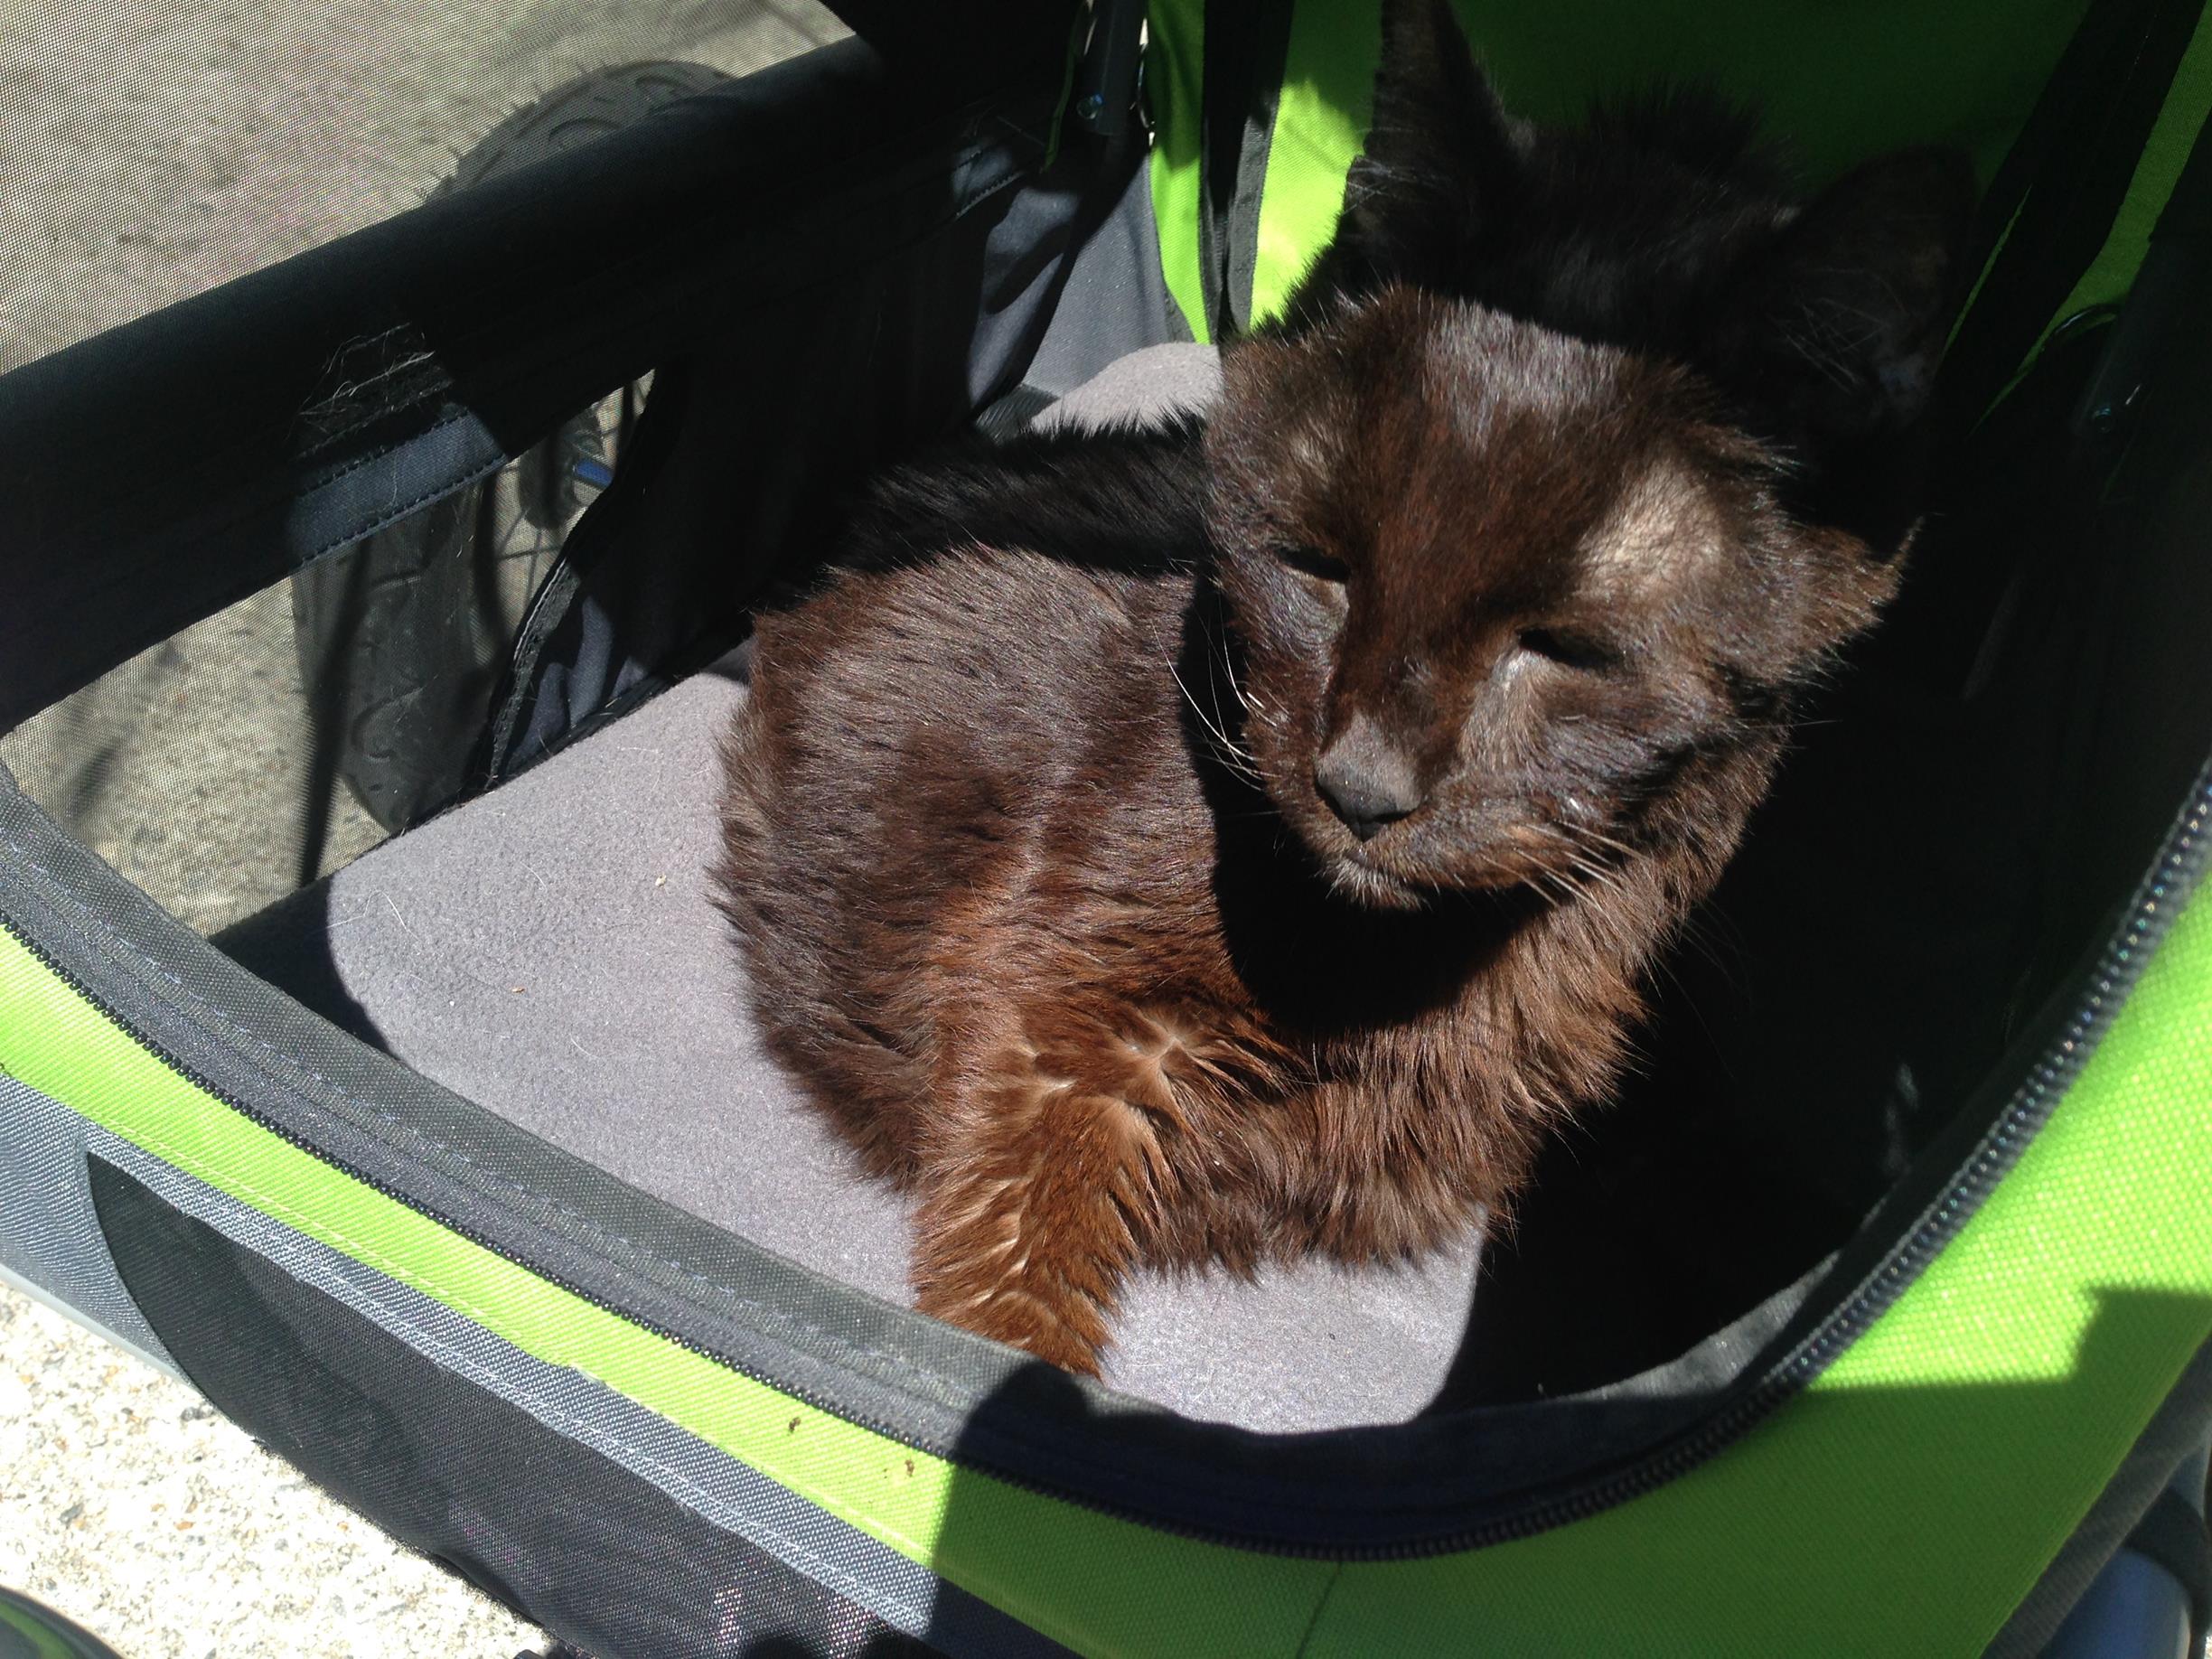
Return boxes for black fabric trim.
[2066,92,2212,450]
[84,1129,1073,1659]
[88,1158,942,1659]
[820,0,1075,69]
[1985,1346,2212,1655]
[2125,1488,2212,1645]
[1190,4,1295,340]
[0,29,1073,731]
[1938,0,2203,441]
[475,120,1144,785]
[1959,0,2153,279]
[7,658,2212,1558]
[1222,7,1295,336]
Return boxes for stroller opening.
[4,3,2210,1654]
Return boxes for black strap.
[2069,100,2212,438]
[1961,0,2152,277]
[2119,1486,2212,1652]
[1193,2,1295,341]
[1069,0,1148,138]
[1939,0,2204,438]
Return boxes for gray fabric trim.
[2040,1548,2198,1659]
[2040,1470,2211,1659]
[0,1073,178,1375]
[1985,1336,2212,1656]
[85,1128,1068,1659]
[963,131,1151,412]
[0,398,1922,1551]
[1028,342,1222,436]
[1223,9,1292,335]
[1016,148,1186,400]
[0,736,1063,1467]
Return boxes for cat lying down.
[717,0,1972,1375]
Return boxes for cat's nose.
[1315,722,1426,840]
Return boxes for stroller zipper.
[2,758,2207,1561]
[1398,761,2212,1559]
[0,909,887,1429]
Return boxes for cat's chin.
[1322,858,1439,914]
[1316,840,1576,916]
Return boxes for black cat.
[714,0,1973,1374]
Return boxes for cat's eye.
[1518,627,1622,671]
[1279,545,1350,585]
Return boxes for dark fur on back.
[1296,0,1973,541]
[714,0,1973,1375]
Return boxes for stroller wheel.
[289,61,726,836]
[0,1584,127,1658]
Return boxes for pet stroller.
[4,0,2211,1653]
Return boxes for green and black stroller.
[5,1,2212,1653]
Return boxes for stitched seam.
[0,824,945,1382]
[300,444,503,565]
[1,818,750,1257]
[35,121,1031,547]
[258,1185,936,1620]
[109,1124,952,1571]
[296,405,473,495]
[1291,1561,1345,1657]
[383,1321,937,1622]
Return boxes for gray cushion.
[216,349,1482,1431]
[1029,341,1223,434]
[218,669,1481,1431]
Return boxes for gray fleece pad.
[1030,342,1223,434]
[216,670,1482,1430]
[215,344,1482,1431]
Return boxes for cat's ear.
[1310,0,1524,296]
[1709,149,1977,450]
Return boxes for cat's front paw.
[913,1274,1108,1378]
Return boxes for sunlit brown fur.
[715,8,1967,1373]
[716,301,1911,1373]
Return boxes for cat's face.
[1206,287,1901,910]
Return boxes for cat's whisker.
[1566,871,1618,911]
[1665,909,1752,998]
[1555,876,1604,913]
[1555,820,1643,879]
[1550,844,1631,906]
[1566,845,1618,885]
[1548,827,1636,889]
[1532,869,1579,905]
[1568,840,1636,883]
[1214,742,1268,783]
[1217,751,1269,789]
[1552,814,1637,858]
[1198,652,1266,785]
[721,6,1958,1377]
[1171,661,1266,785]
[1215,635,1255,716]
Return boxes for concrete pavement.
[0,4,845,1652]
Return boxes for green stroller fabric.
[4,0,2212,1653]
[1149,0,2212,347]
